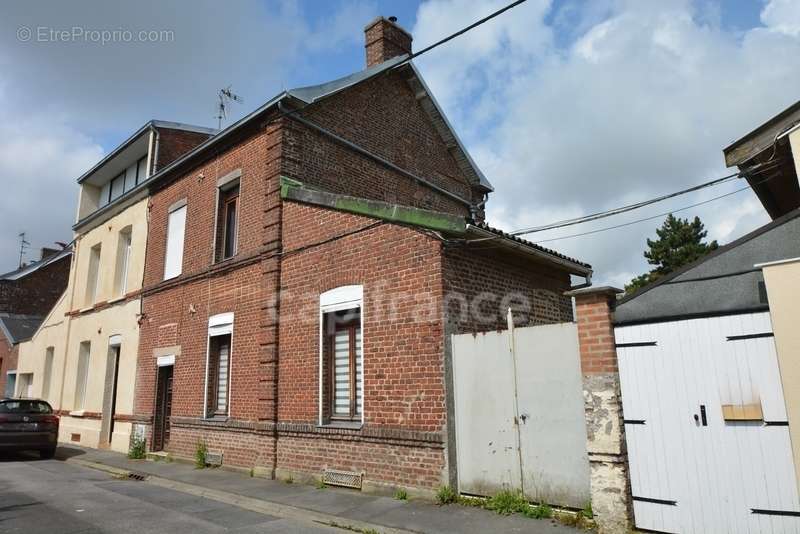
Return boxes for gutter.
[466,224,593,277]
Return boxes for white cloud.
[0,0,375,272]
[413,0,799,285]
[0,108,103,270]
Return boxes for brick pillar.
[566,286,632,534]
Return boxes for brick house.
[0,248,71,397]
[132,17,591,494]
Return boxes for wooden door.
[153,365,173,451]
[617,312,800,533]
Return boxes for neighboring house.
[596,104,800,534]
[0,248,71,397]
[131,16,591,495]
[15,120,214,453]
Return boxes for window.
[75,341,91,410]
[136,156,148,185]
[319,286,363,424]
[109,173,125,201]
[215,182,239,261]
[42,347,54,401]
[114,226,132,296]
[16,373,33,398]
[5,371,16,398]
[164,203,186,280]
[205,313,233,418]
[85,243,102,306]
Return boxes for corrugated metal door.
[617,312,800,534]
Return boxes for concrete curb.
[65,457,417,534]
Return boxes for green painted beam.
[279,176,466,234]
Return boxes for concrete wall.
[761,258,800,493]
[16,292,68,405]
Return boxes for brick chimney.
[364,16,412,68]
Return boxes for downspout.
[276,101,476,213]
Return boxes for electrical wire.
[509,160,779,236]
[394,0,529,66]
[529,172,781,244]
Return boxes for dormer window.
[99,156,149,208]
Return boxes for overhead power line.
[509,161,780,237]
[397,0,529,65]
[530,172,781,245]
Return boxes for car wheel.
[40,447,56,459]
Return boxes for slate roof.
[614,207,800,324]
[80,56,494,231]
[0,313,44,344]
[0,248,71,281]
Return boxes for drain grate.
[322,469,363,489]
[126,471,149,481]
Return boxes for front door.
[152,365,173,451]
[100,345,121,447]
[617,312,800,534]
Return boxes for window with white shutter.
[164,203,186,280]
[205,313,233,418]
[319,286,363,425]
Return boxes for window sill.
[317,420,363,430]
[107,295,126,305]
[79,306,94,313]
[203,415,229,422]
[69,410,86,417]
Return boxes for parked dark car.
[0,399,59,458]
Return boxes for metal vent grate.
[127,472,148,481]
[322,469,363,489]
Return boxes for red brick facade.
[131,20,583,493]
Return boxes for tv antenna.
[215,86,243,129]
[18,231,30,268]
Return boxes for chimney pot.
[364,16,412,68]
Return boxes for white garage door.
[617,312,800,534]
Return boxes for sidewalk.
[56,445,586,534]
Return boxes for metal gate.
[452,316,590,508]
[617,312,800,533]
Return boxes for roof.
[0,247,71,281]
[467,222,592,275]
[71,56,493,230]
[0,313,44,344]
[77,120,217,184]
[614,207,800,324]
[723,99,800,167]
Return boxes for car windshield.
[0,400,53,414]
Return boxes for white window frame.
[3,369,17,397]
[318,285,364,426]
[75,342,91,411]
[115,226,132,296]
[164,201,187,280]
[85,243,102,306]
[203,312,234,419]
[42,347,54,402]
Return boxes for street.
[0,453,335,533]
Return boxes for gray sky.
[1,0,798,288]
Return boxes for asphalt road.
[0,452,336,533]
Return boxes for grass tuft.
[194,441,207,469]
[393,488,408,500]
[435,485,457,505]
